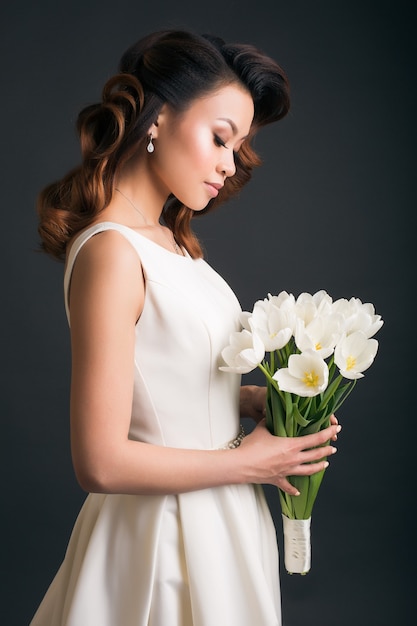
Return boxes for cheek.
[174,127,213,171]
[153,125,214,194]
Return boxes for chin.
[182,199,212,212]
[171,193,213,213]
[193,203,211,212]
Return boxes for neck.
[115,188,151,225]
[114,165,168,226]
[114,187,182,255]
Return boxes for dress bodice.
[64,222,243,449]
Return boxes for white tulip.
[294,290,333,326]
[247,298,294,351]
[334,331,379,380]
[267,291,296,314]
[219,326,265,374]
[239,310,252,331]
[332,297,383,338]
[273,350,329,397]
[294,314,343,359]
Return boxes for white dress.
[30,222,281,626]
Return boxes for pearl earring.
[147,133,155,153]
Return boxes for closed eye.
[214,134,228,149]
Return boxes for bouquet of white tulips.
[220,289,383,574]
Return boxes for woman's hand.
[239,385,267,422]
[236,418,341,496]
[240,385,340,439]
[329,413,339,441]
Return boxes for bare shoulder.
[69,229,145,320]
[73,228,141,273]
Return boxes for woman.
[31,30,340,626]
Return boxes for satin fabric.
[30,222,281,625]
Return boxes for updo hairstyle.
[37,30,290,259]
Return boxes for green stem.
[257,362,274,382]
[318,374,343,410]
[270,350,275,376]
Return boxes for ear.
[147,104,169,139]
[147,121,159,138]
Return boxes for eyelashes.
[214,134,228,149]
[214,134,239,156]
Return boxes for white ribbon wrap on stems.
[282,515,311,574]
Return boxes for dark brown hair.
[38,30,290,259]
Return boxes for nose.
[218,151,236,178]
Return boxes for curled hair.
[38,30,290,260]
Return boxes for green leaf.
[285,392,294,436]
[266,383,287,437]
[299,396,313,418]
[318,375,343,409]
[304,469,326,518]
[300,409,331,435]
[293,403,311,428]
[265,393,274,434]
[327,357,336,380]
[278,488,293,518]
[332,380,356,413]
[281,470,327,520]
[285,391,293,416]
[290,476,310,519]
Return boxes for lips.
[205,182,223,197]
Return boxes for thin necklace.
[115,187,181,255]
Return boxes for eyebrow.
[217,117,237,133]
[217,117,248,140]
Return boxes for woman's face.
[148,84,255,211]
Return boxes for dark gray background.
[1,1,414,625]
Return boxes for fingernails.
[324,461,329,468]
[294,490,300,496]
[336,425,342,433]
[331,446,337,454]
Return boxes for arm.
[68,231,340,497]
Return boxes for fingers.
[275,455,331,494]
[299,423,341,450]
[299,443,337,464]
[251,418,341,462]
[243,418,341,488]
[277,477,301,496]
[330,414,339,440]
[296,458,330,476]
[276,456,330,493]
[256,416,341,443]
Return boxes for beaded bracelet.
[221,425,246,449]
